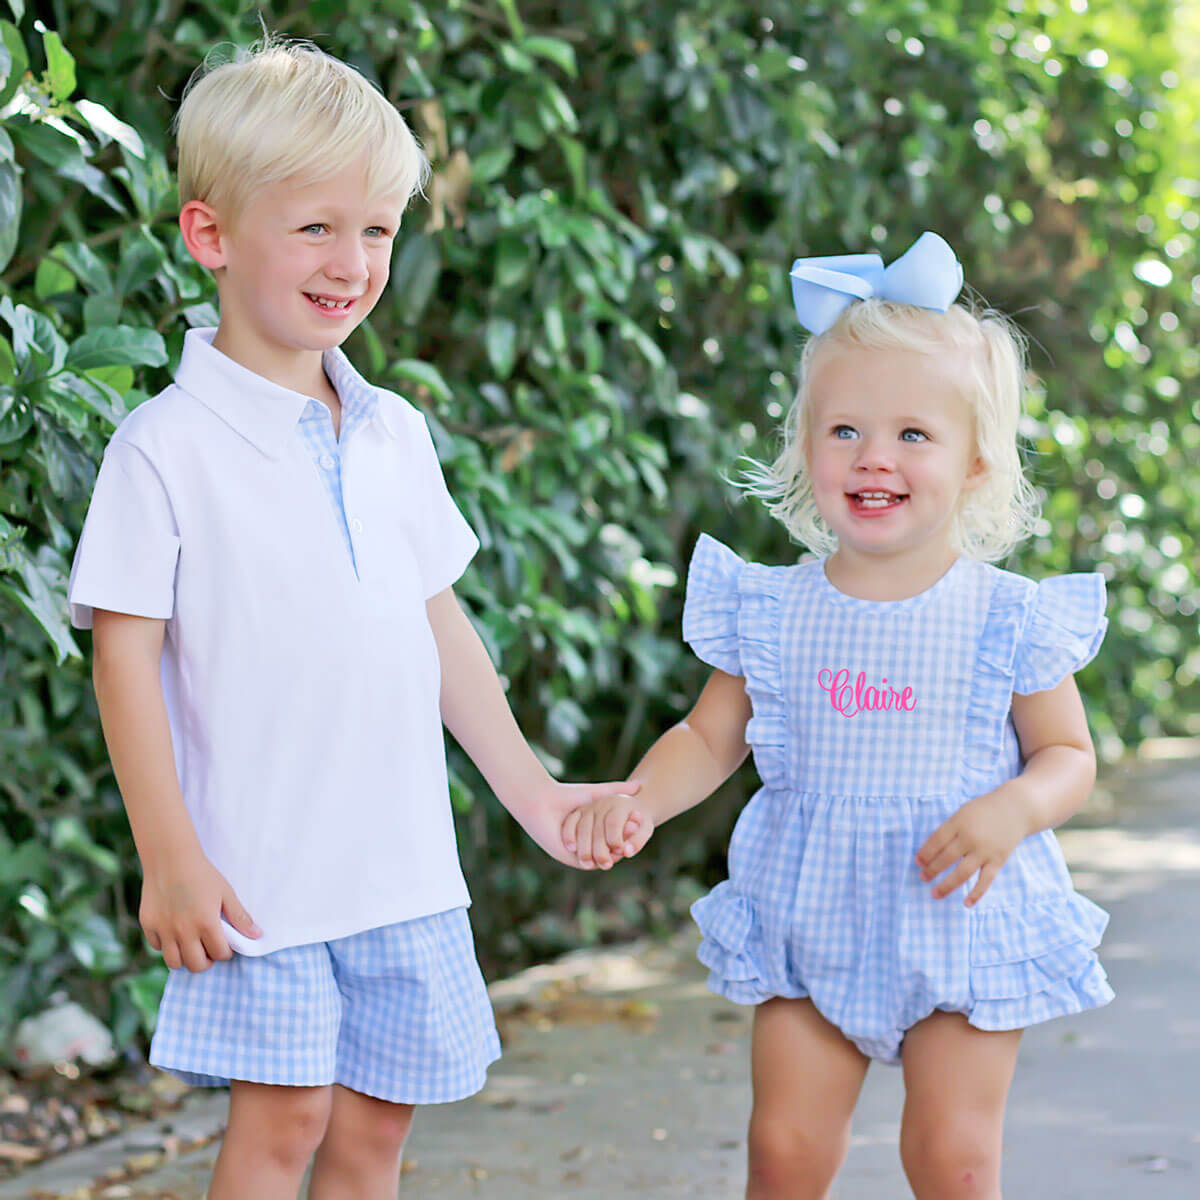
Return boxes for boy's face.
[206,159,404,367]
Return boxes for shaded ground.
[4,747,1199,1199]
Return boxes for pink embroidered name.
[816,668,917,718]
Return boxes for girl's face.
[805,344,987,571]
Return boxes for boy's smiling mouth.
[305,292,358,312]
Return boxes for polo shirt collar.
[174,328,400,457]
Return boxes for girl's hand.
[512,778,641,867]
[916,787,1030,906]
[562,795,655,869]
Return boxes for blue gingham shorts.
[148,907,500,1104]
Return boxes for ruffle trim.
[682,534,790,791]
[960,568,1028,799]
[968,891,1112,1026]
[691,885,777,1006]
[682,534,746,676]
[1012,573,1107,695]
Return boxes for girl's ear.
[963,452,989,492]
[179,200,228,270]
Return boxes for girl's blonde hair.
[743,298,1040,562]
[176,37,429,217]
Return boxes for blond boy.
[68,41,633,1200]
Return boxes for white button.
[350,518,363,533]
[319,453,335,469]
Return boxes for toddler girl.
[564,233,1112,1199]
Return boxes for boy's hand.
[916,787,1030,906]
[510,779,641,868]
[562,794,655,870]
[140,850,261,972]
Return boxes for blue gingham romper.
[685,534,1114,1064]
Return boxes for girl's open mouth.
[848,490,908,515]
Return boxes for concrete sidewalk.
[6,750,1199,1199]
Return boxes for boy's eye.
[301,223,327,235]
[900,428,929,443]
[832,425,858,440]
[364,226,392,239]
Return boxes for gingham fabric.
[296,351,380,574]
[685,534,1113,1064]
[149,908,500,1104]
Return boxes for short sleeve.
[68,440,181,629]
[407,414,479,598]
[1012,573,1107,695]
[681,534,746,675]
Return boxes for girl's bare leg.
[899,1012,1021,1200]
[207,1082,332,1200]
[746,997,870,1200]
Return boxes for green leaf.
[0,384,33,443]
[51,817,120,875]
[390,234,441,323]
[0,156,19,273]
[35,257,75,299]
[0,548,79,662]
[42,29,75,101]
[66,913,125,974]
[65,326,167,371]
[74,98,145,158]
[471,144,513,183]
[522,36,577,77]
[387,359,452,403]
[0,21,27,110]
[0,298,69,377]
[485,316,518,378]
[4,0,23,22]
[495,235,534,288]
[53,242,113,293]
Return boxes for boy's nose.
[327,238,369,282]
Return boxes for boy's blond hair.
[743,298,1041,562]
[176,38,428,217]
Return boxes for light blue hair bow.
[789,231,964,335]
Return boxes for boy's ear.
[179,200,228,270]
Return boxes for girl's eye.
[301,223,327,235]
[365,225,391,239]
[833,425,858,440]
[900,428,928,443]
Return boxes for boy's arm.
[425,587,637,866]
[564,668,753,868]
[91,610,260,970]
[916,675,1096,905]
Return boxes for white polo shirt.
[68,329,478,956]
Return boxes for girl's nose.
[853,436,896,471]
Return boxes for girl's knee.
[900,1118,999,1197]
[747,1112,844,1198]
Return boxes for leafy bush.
[1,0,1196,1047]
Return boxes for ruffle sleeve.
[681,534,745,675]
[1012,574,1107,695]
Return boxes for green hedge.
[1,0,1197,1048]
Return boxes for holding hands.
[562,792,654,869]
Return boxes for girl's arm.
[563,668,753,868]
[426,586,639,866]
[91,610,260,971]
[916,674,1096,905]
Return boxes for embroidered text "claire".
[817,668,917,718]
